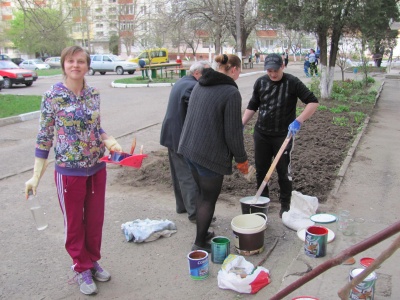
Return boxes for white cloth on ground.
[121,218,177,243]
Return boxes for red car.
[0,60,38,88]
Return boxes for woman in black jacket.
[178,54,249,252]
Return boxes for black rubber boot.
[279,203,290,218]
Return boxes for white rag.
[121,218,177,243]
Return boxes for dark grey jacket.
[160,75,198,151]
[178,68,247,175]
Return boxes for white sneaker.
[92,261,111,282]
[74,269,98,295]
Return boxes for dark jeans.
[253,130,293,205]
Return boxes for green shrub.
[308,77,321,98]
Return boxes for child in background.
[304,56,310,77]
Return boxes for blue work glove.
[288,119,301,137]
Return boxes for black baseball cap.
[264,53,283,70]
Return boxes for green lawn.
[114,76,177,84]
[36,69,63,76]
[0,94,42,118]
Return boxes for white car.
[89,54,138,75]
[19,59,51,70]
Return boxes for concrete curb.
[111,82,174,88]
[110,70,265,88]
[0,111,40,127]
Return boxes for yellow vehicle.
[128,48,169,65]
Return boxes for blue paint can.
[187,250,209,280]
[211,236,230,264]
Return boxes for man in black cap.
[242,53,319,217]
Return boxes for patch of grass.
[36,69,62,76]
[332,116,349,127]
[0,94,42,118]
[115,76,176,84]
[317,105,328,111]
[330,105,350,113]
[350,111,366,124]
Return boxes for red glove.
[237,161,249,174]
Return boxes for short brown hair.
[60,46,91,75]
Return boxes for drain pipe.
[270,220,400,300]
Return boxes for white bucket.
[231,213,267,234]
[231,213,267,255]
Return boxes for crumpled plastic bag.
[217,254,271,294]
[282,190,319,231]
[121,218,177,243]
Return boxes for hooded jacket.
[178,68,247,175]
[35,82,106,176]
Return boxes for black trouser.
[187,159,224,247]
[254,130,293,205]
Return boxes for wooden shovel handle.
[262,135,292,184]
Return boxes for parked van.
[128,48,169,64]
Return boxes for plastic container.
[231,213,267,256]
[28,194,48,231]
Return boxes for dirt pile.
[114,97,375,204]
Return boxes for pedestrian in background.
[178,54,249,253]
[139,58,148,77]
[255,51,260,64]
[309,49,318,76]
[304,56,311,77]
[242,53,319,218]
[25,45,122,296]
[160,61,210,224]
[283,49,289,67]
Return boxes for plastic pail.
[231,213,267,256]
[240,196,270,215]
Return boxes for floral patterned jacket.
[35,82,106,176]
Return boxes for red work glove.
[237,161,249,174]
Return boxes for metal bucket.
[240,196,270,215]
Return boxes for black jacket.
[178,68,247,175]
